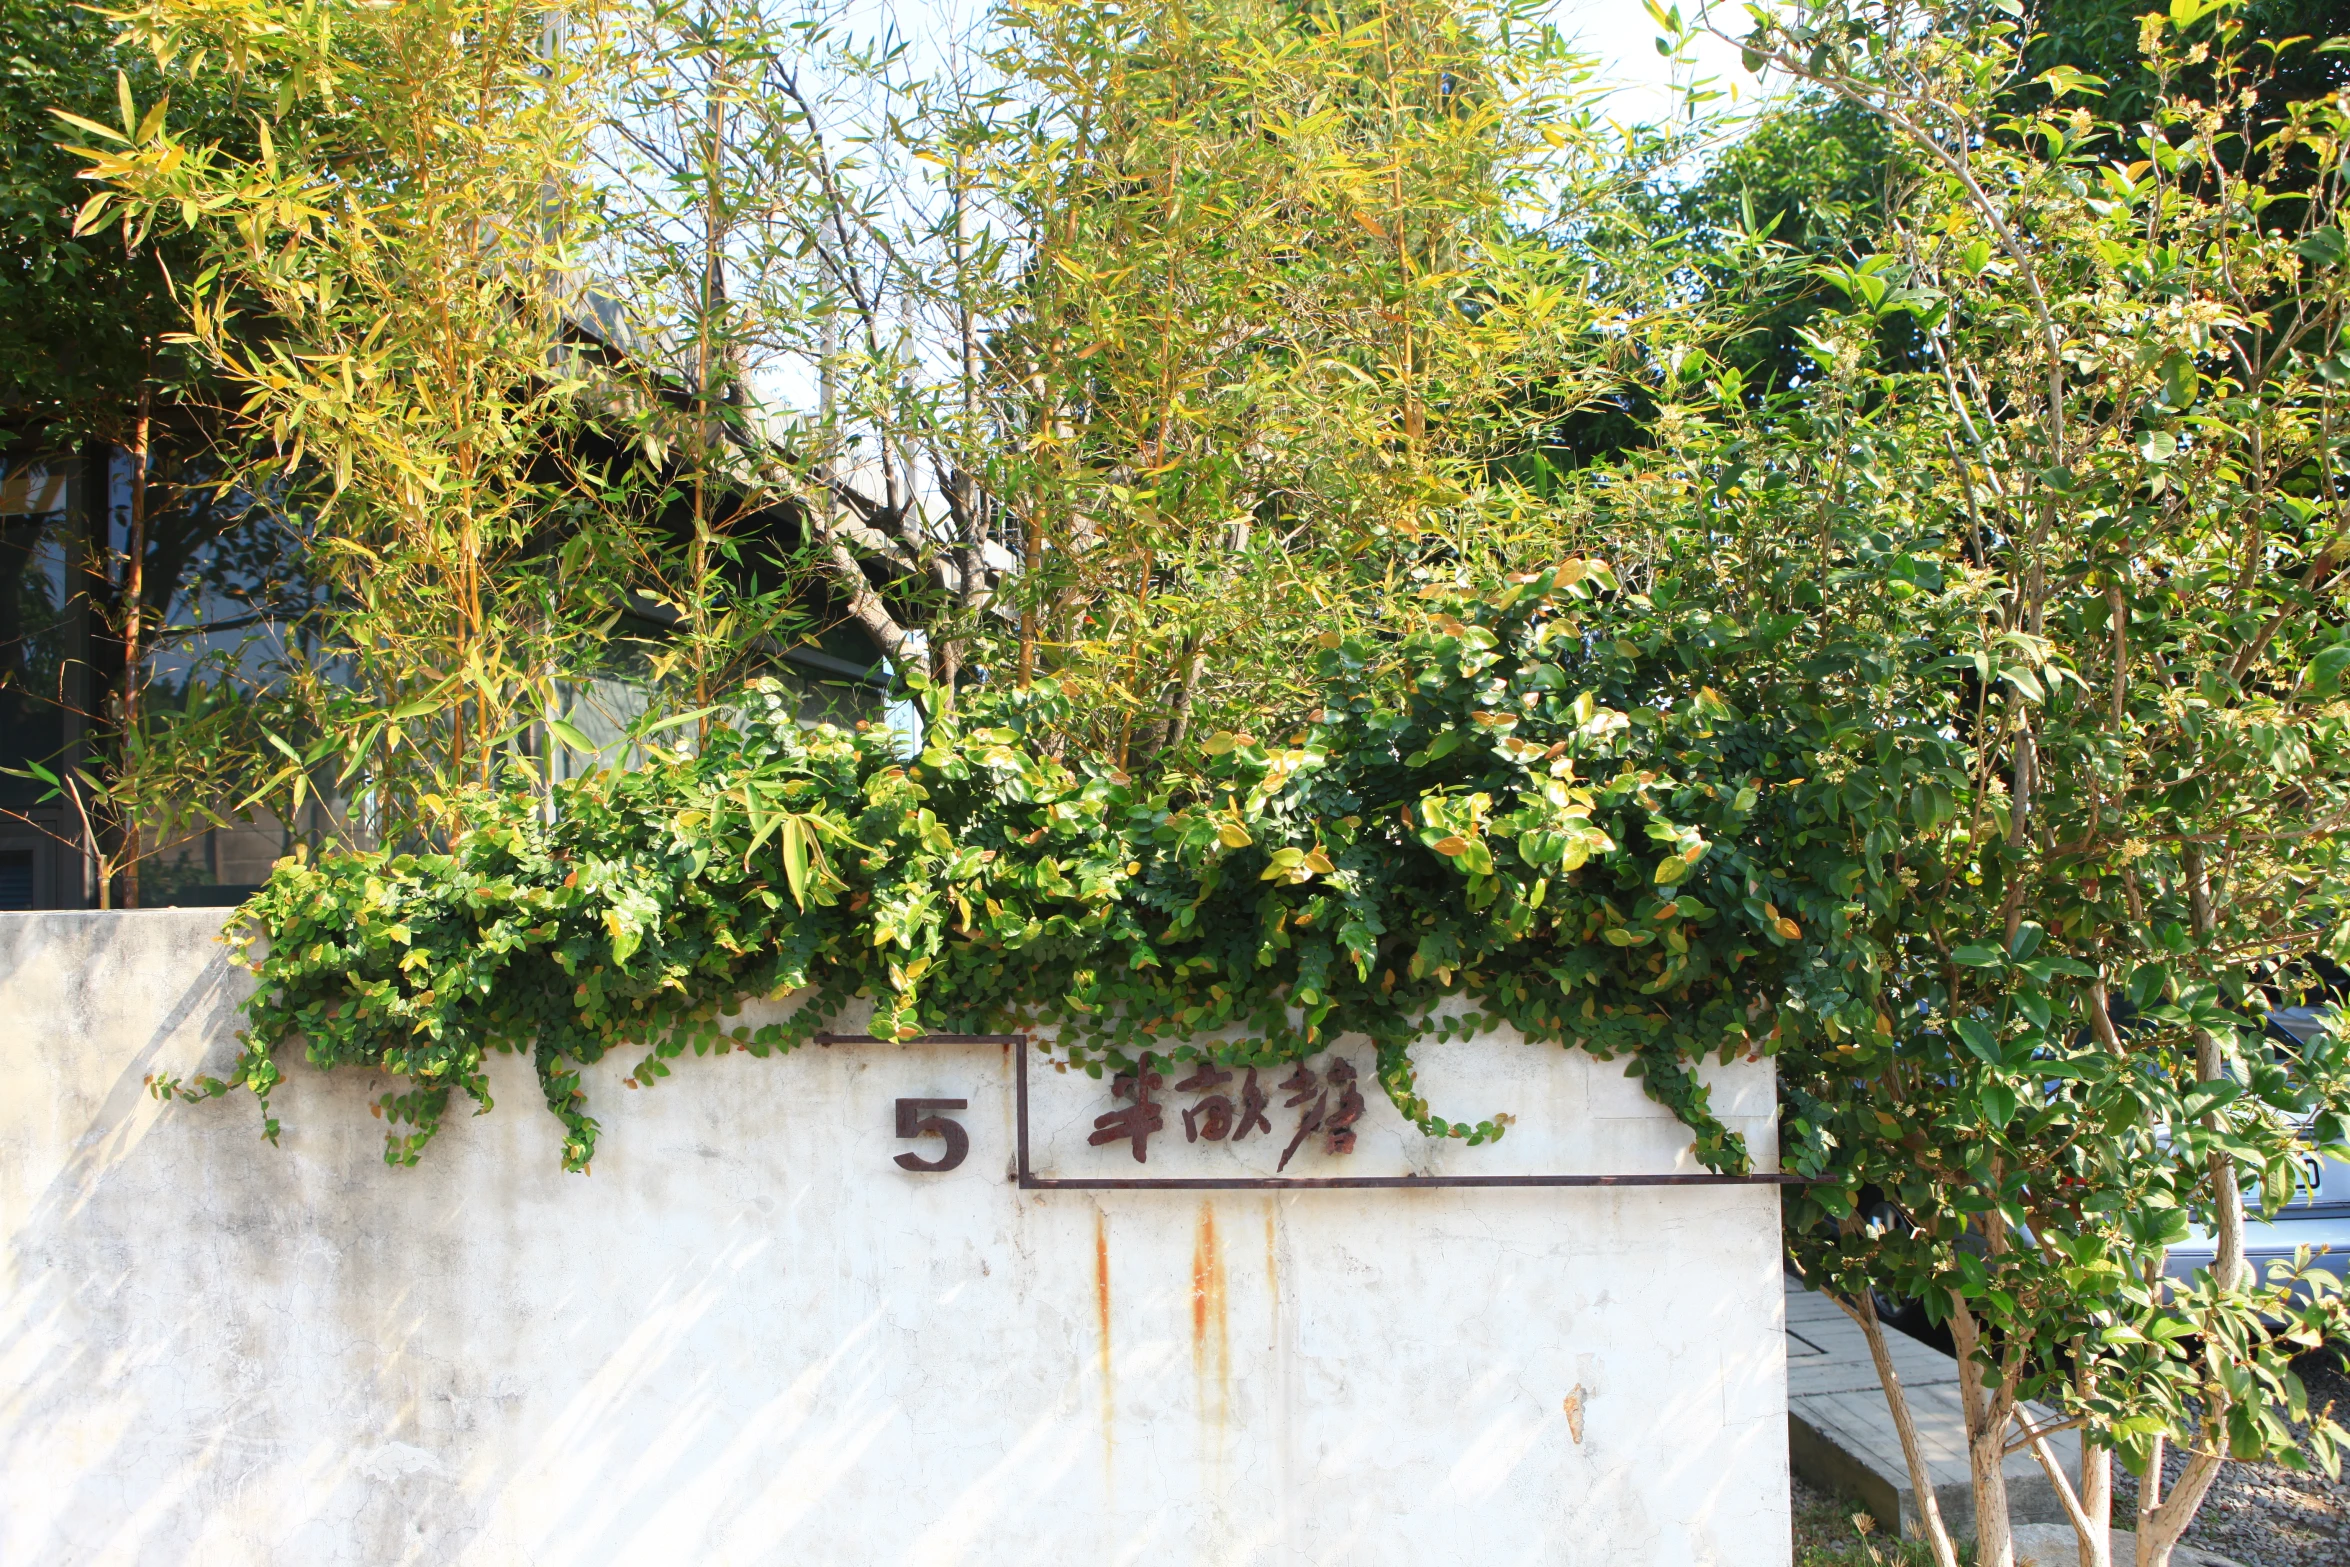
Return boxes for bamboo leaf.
[50,109,129,144]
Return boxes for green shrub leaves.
[203,562,1868,1174]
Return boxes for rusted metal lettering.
[894,1097,971,1172]
[1087,1067,1165,1163]
[1276,1064,1326,1172]
[1015,1039,1804,1190]
[1322,1057,1365,1156]
[1098,1054,1367,1170]
[1232,1067,1272,1142]
[1176,1060,1236,1143]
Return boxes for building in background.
[0,432,952,911]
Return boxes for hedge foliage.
[186,560,1874,1171]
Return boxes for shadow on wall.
[0,914,929,1565]
[0,909,1792,1567]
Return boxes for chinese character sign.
[1086,1066,1166,1162]
[1090,1055,1363,1167]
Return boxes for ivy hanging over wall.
[173,562,1880,1173]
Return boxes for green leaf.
[1953,944,2005,967]
[2306,644,2350,696]
[641,705,722,735]
[547,719,598,753]
[2296,227,2349,269]
[68,191,115,238]
[779,816,811,910]
[1956,1018,2003,1064]
[2181,1079,2244,1120]
[49,108,129,145]
[2033,64,2104,98]
[2160,350,2198,410]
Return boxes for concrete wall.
[0,909,1791,1566]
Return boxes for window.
[0,849,33,911]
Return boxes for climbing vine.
[173,562,1876,1172]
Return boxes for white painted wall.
[0,909,1790,1566]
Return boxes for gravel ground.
[1794,1344,2350,1567]
[2111,1346,2350,1567]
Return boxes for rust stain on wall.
[1563,1385,1586,1444]
[1095,1212,1113,1409]
[1263,1208,1278,1313]
[1191,1201,1229,1454]
[1090,1202,1118,1494]
[1190,1204,1215,1347]
[1094,1207,1115,1476]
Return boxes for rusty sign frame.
[816,1032,1804,1191]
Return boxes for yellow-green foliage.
[193,562,1858,1174]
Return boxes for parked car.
[2164,1005,2349,1296]
[1861,1004,2347,1334]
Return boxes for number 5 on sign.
[894,1098,969,1172]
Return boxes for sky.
[830,0,1772,128]
[732,0,1776,417]
[1550,0,1767,126]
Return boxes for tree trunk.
[1838,1290,1961,1567]
[2078,1391,2112,1567]
[1165,632,1204,750]
[1017,529,1040,689]
[2137,1445,2225,1566]
[930,634,959,720]
[1994,1345,2109,1565]
[2183,847,2247,1296]
[821,540,917,671]
[120,365,153,909]
[2135,1434,2164,1564]
[1947,1296,2016,1567]
[2123,845,2243,1566]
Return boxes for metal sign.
[816,1033,1802,1191]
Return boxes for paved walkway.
[1787,1277,2076,1539]
[1787,1280,2250,1565]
